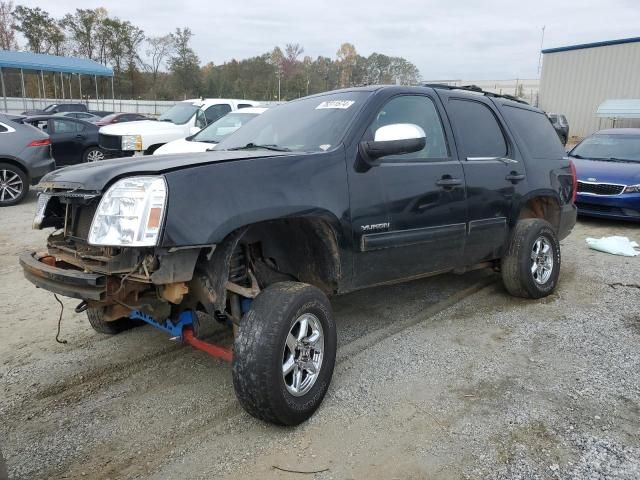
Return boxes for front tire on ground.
[0,162,28,206]
[501,218,561,299]
[86,307,141,334]
[232,282,337,426]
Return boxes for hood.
[154,138,212,155]
[21,109,46,116]
[38,150,294,191]
[99,119,183,136]
[572,157,640,186]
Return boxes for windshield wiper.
[160,118,174,122]
[569,153,584,159]
[226,143,291,152]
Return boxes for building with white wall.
[539,37,640,138]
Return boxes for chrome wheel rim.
[87,149,104,162]
[282,313,324,397]
[531,236,553,285]
[0,169,24,202]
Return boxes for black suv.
[20,85,577,425]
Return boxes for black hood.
[38,150,293,192]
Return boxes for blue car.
[569,128,640,221]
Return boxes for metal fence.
[1,96,179,116]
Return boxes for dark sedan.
[21,115,106,165]
[95,112,150,127]
[569,128,640,221]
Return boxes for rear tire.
[87,307,141,335]
[232,282,337,426]
[83,146,105,163]
[501,219,561,299]
[0,162,28,206]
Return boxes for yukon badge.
[361,222,390,232]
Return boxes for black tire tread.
[232,282,335,426]
[501,218,560,299]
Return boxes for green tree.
[61,8,107,60]
[12,5,54,53]
[168,27,200,98]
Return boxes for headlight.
[624,184,640,193]
[121,134,142,151]
[88,176,167,246]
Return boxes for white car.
[98,98,259,156]
[153,107,268,155]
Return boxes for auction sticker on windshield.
[316,100,355,109]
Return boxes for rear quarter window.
[503,106,566,159]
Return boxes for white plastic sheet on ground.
[585,236,639,257]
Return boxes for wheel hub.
[282,313,324,397]
[530,236,553,285]
[0,169,23,201]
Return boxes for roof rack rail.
[422,83,530,105]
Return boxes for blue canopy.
[0,50,113,76]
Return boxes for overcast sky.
[13,0,640,80]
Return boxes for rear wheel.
[83,146,105,162]
[501,218,561,298]
[0,162,28,206]
[232,282,337,425]
[86,307,141,335]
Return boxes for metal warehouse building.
[539,37,640,138]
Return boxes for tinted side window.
[0,123,7,133]
[238,103,253,109]
[503,106,566,158]
[448,99,507,158]
[52,119,80,133]
[367,95,448,160]
[204,104,232,124]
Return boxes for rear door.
[437,91,525,264]
[348,93,467,287]
[50,118,84,166]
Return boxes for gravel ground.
[1,191,639,479]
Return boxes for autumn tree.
[61,8,108,60]
[144,35,173,98]
[0,1,17,50]
[12,6,55,53]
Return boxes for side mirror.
[357,124,426,171]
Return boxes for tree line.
[0,2,421,101]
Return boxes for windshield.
[43,104,57,112]
[217,91,370,152]
[192,112,260,143]
[158,103,199,125]
[571,134,640,162]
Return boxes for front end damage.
[20,188,250,325]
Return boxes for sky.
[12,0,640,80]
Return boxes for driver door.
[347,94,467,287]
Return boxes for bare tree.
[144,35,173,98]
[0,0,17,50]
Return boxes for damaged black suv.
[20,85,577,425]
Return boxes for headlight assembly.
[121,134,142,151]
[88,176,167,246]
[624,184,640,193]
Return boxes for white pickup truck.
[98,98,259,156]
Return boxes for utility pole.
[537,25,546,76]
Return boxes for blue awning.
[0,50,113,76]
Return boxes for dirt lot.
[1,191,639,480]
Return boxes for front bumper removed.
[19,251,107,300]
